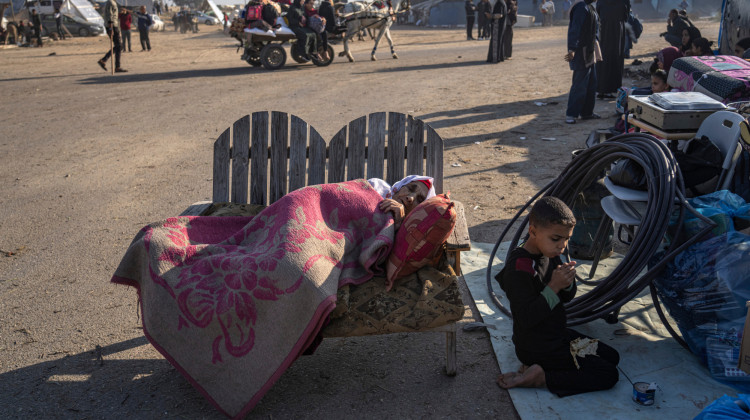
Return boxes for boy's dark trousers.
[517,329,620,397]
[466,15,475,39]
[566,64,597,118]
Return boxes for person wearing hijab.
[368,175,436,230]
[486,0,507,64]
[656,46,683,75]
[287,0,320,61]
[564,0,600,124]
[595,0,630,99]
[680,25,701,55]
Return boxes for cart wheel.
[290,43,309,63]
[313,45,335,67]
[247,55,262,67]
[260,44,286,70]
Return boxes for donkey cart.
[240,25,334,70]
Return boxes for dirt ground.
[0,18,720,419]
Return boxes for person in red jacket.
[119,8,132,52]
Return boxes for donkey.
[339,0,410,62]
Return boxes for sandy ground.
[0,18,720,419]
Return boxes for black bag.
[673,136,722,197]
[609,159,647,190]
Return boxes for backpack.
[672,136,723,197]
[627,12,642,40]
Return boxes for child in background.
[651,69,670,93]
[691,37,714,57]
[496,197,620,397]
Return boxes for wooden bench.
[182,111,471,375]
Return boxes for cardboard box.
[738,301,750,374]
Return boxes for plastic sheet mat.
[462,241,737,419]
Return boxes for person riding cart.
[287,0,320,61]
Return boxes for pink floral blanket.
[111,180,394,418]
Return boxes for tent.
[719,0,750,55]
[2,0,104,26]
[411,0,466,27]
[118,0,155,12]
[200,0,222,20]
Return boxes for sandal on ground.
[115,68,128,73]
[565,116,576,124]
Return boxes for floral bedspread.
[111,180,394,418]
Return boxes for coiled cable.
[485,133,716,347]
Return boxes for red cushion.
[386,194,456,289]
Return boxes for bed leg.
[446,250,461,275]
[445,329,457,376]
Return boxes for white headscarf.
[368,175,437,200]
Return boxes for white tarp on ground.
[462,241,738,419]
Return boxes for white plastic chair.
[588,111,744,277]
[692,110,745,191]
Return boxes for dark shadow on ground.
[0,329,516,419]
[0,336,219,418]
[0,72,102,83]
[419,93,575,150]
[351,59,488,74]
[77,65,299,84]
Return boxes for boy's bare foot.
[518,364,529,374]
[497,364,546,389]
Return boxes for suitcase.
[628,94,723,131]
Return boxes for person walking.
[596,0,629,99]
[119,8,132,52]
[54,8,66,40]
[486,0,507,63]
[30,9,42,47]
[97,0,127,72]
[564,0,599,124]
[477,0,490,39]
[465,0,477,40]
[504,0,517,58]
[136,5,153,51]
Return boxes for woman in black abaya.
[486,0,507,63]
[595,0,630,98]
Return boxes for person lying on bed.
[368,175,436,230]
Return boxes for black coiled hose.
[485,133,717,347]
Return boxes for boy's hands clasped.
[548,261,577,292]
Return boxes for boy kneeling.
[496,197,619,397]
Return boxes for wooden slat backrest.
[367,112,386,180]
[386,112,406,186]
[213,112,444,205]
[269,111,288,203]
[250,112,269,205]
